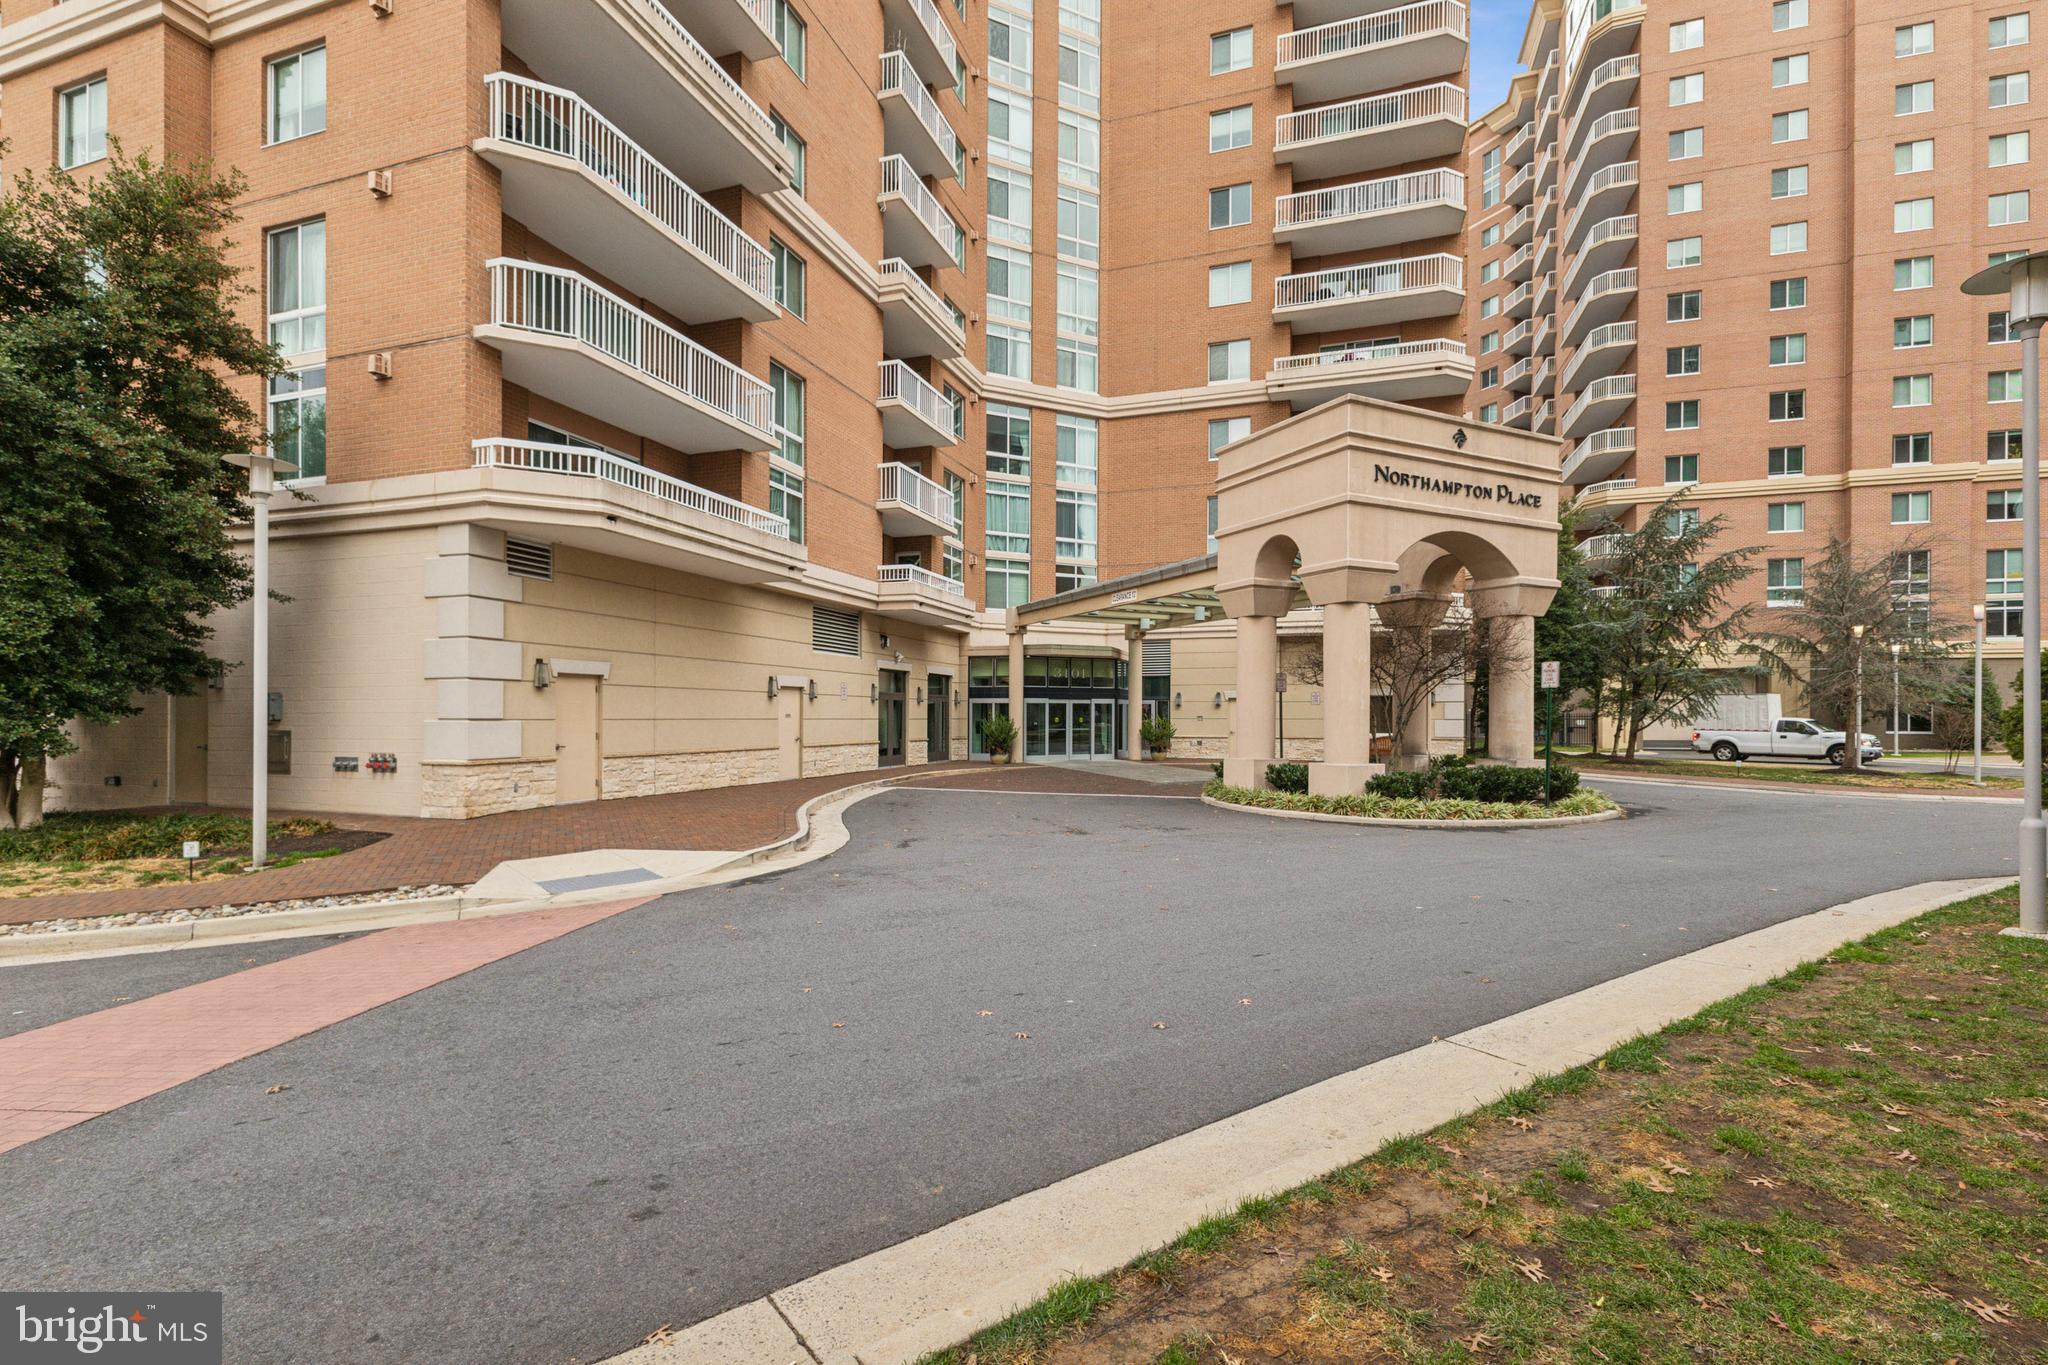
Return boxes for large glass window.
[770,362,804,542]
[1989,549,2025,636]
[1766,558,1805,606]
[1208,339,1250,383]
[1208,416,1250,458]
[986,403,1030,476]
[1055,487,1097,563]
[1209,183,1251,228]
[59,77,108,169]
[988,165,1032,245]
[1210,27,1252,74]
[1057,111,1100,187]
[771,0,806,77]
[1209,105,1253,152]
[267,45,327,144]
[1057,186,1099,260]
[267,367,326,481]
[986,483,1031,555]
[1055,414,1097,487]
[770,238,805,318]
[266,220,326,356]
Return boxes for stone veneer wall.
[950,737,967,760]
[802,742,877,779]
[601,749,781,798]
[421,759,557,819]
[907,739,929,766]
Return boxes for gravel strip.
[0,885,464,938]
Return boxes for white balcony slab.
[1266,340,1473,410]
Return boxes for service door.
[172,692,209,804]
[777,683,805,780]
[925,674,949,763]
[554,675,602,804]
[878,670,907,767]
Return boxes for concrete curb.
[607,875,2014,1365]
[1580,771,2021,804]
[1199,793,1627,830]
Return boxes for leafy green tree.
[1582,495,1761,758]
[0,149,275,826]
[2000,652,2045,764]
[1536,499,1608,747]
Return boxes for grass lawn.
[1567,754,2022,794]
[0,810,343,897]
[924,888,2048,1364]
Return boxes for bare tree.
[1294,607,1518,771]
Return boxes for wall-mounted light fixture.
[533,658,553,689]
[766,676,779,699]
[871,682,879,703]
[1213,691,1224,708]
[807,680,818,702]
[1174,691,1183,710]
[916,685,925,705]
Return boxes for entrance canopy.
[1009,553,1243,631]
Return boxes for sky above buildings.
[1468,0,1526,116]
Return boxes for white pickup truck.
[1691,718,1883,766]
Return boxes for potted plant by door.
[982,713,1017,764]
[1139,714,1176,758]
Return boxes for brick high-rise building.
[1466,0,2045,736]
[6,0,1481,812]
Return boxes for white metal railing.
[1539,95,1559,132]
[1535,229,1556,266]
[896,0,961,73]
[1270,338,1469,373]
[1563,214,1638,294]
[878,358,956,433]
[1502,319,1532,351]
[484,74,773,301]
[1564,372,1635,431]
[1578,478,1637,499]
[1532,355,1553,390]
[1568,107,1640,193]
[1503,206,1532,241]
[1503,164,1532,202]
[1504,396,1532,423]
[1570,52,1640,137]
[1278,0,1467,67]
[878,154,960,258]
[1529,317,1550,352]
[1565,426,1636,480]
[472,438,789,537]
[1563,267,1637,339]
[879,51,961,171]
[1502,357,1532,386]
[1536,270,1556,303]
[1565,161,1638,246]
[878,460,959,527]
[1275,81,1466,149]
[1504,123,1532,161]
[484,259,774,437]
[879,561,967,596]
[1579,533,1630,561]
[1588,584,1621,598]
[878,257,961,334]
[1564,320,1636,388]
[1535,399,1554,431]
[1274,252,1462,311]
[1502,243,1532,276]
[1503,282,1532,314]
[625,0,775,140]
[1274,168,1464,231]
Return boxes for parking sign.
[1540,660,1561,690]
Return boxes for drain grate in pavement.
[535,868,661,895]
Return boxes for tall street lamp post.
[1851,623,1865,772]
[1964,250,2048,939]
[1890,641,1902,757]
[226,452,292,870]
[1974,603,1987,787]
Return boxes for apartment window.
[768,362,805,539]
[985,483,1030,556]
[988,245,1031,324]
[1207,497,1219,555]
[1770,222,1807,254]
[1670,73,1704,106]
[1895,22,1934,57]
[1991,248,2030,267]
[1059,39,1101,113]
[1990,549,2025,636]
[1770,277,1806,310]
[1667,345,1701,377]
[266,45,326,144]
[1209,105,1252,152]
[1893,432,1932,464]
[1772,0,1807,31]
[1893,315,1932,348]
[1772,54,1810,86]
[266,220,326,356]
[1769,334,1806,366]
[1056,338,1098,391]
[1057,110,1101,187]
[1769,445,1805,476]
[1893,374,1934,406]
[1480,296,1501,320]
[770,0,806,77]
[1894,139,1934,174]
[1768,501,1805,532]
[1208,339,1250,383]
[989,90,1032,162]
[1771,165,1808,197]
[1669,18,1703,51]
[1895,80,1934,115]
[986,403,1030,476]
[1668,236,1702,268]
[1668,182,1702,214]
[1057,186,1099,261]
[1208,261,1251,307]
[1210,27,1252,74]
[988,166,1031,246]
[1208,416,1250,458]
[1991,428,2024,460]
[1991,311,2017,343]
[1666,399,1700,431]
[1894,255,1934,290]
[1665,453,1699,484]
[1990,488,2023,520]
[1990,190,2030,226]
[1990,73,2030,107]
[1480,365,1500,389]
[1892,491,1931,524]
[1480,331,1499,354]
[58,77,107,169]
[1480,223,1503,248]
[1668,290,1702,322]
[769,113,805,194]
[1991,131,2030,166]
[1670,128,1703,160]
[1991,369,2025,402]
[1894,198,1934,232]
[1055,488,1097,563]
[1061,0,1102,39]
[1990,13,2030,48]
[988,11,1031,84]
[267,367,325,481]
[984,561,1029,609]
[1480,261,1503,285]
[1056,261,1099,335]
[1055,414,1097,487]
[1770,390,1806,421]
[945,382,965,440]
[770,239,805,318]
[987,323,1030,379]
[1479,402,1501,423]
[1767,558,1805,606]
[1208,183,1251,228]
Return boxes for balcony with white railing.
[1532,354,1554,395]
[1534,228,1557,276]
[1290,0,1431,27]
[1500,318,1533,358]
[1564,161,1637,252]
[1274,81,1467,179]
[672,0,778,61]
[1538,93,1559,142]
[500,0,791,195]
[1535,270,1556,314]
[1562,426,1636,485]
[1562,372,1635,438]
[1534,147,1557,195]
[876,560,975,625]
[1503,120,1534,167]
[1578,531,1630,565]
[477,259,776,453]
[878,358,957,448]
[1530,315,1553,357]
[1277,1,1468,103]
[1567,53,1640,160]
[1272,253,1464,330]
[878,154,962,271]
[1534,398,1555,434]
[1265,337,1473,409]
[1562,320,1636,391]
[1502,162,1533,208]
[877,257,965,360]
[879,50,962,182]
[1503,280,1533,320]
[1501,241,1533,282]
[1563,215,1639,298]
[1273,167,1465,254]
[1562,267,1637,347]
[1566,106,1639,201]
[1503,395,1533,427]
[1502,356,1533,394]
[877,460,959,539]
[1569,0,1645,103]
[1575,477,1637,504]
[880,0,960,87]
[478,75,777,327]
[1503,205,1534,247]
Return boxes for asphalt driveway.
[0,780,2018,1364]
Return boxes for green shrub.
[1366,770,1432,799]
[1140,715,1176,753]
[980,713,1017,755]
[1266,762,1309,793]
[1204,779,1616,822]
[1367,758,1578,803]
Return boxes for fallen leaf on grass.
[1661,1161,1692,1176]
[1508,1116,1534,1131]
[1964,1299,2015,1325]
[1844,1043,1874,1054]
[1891,1149,1920,1163]
[1882,1104,1913,1116]
[1767,1311,1792,1333]
[1515,1258,1549,1283]
[1472,1190,1495,1209]
[1746,1175,1782,1189]
[1371,1266,1395,1283]
[1460,1331,1497,1352]
[1643,1177,1676,1194]
[1431,1140,1466,1159]
[1742,1241,1766,1257]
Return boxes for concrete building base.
[1221,758,1271,790]
[1307,761,1382,796]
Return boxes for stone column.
[1309,600,1375,796]
[1125,626,1145,759]
[1223,613,1278,788]
[1006,627,1027,762]
[1488,613,1539,767]
[1396,645,1436,770]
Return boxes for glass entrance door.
[1092,701,1115,758]
[877,669,907,767]
[925,673,949,763]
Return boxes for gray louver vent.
[505,537,554,581]
[1141,640,1172,677]
[811,605,861,656]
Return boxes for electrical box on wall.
[366,752,398,774]
[268,731,292,775]
[267,691,284,723]
[333,756,360,773]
